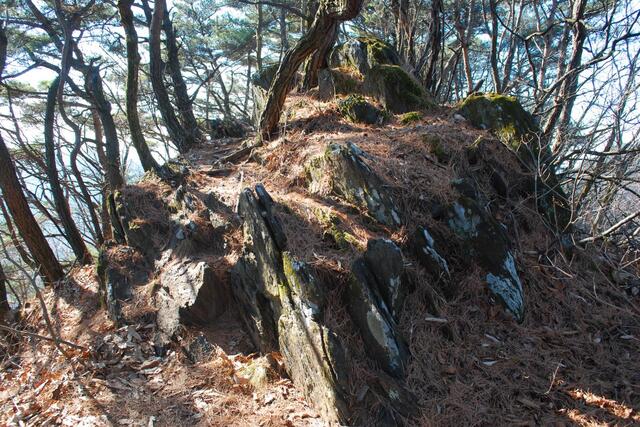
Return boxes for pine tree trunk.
[302,21,338,90]
[259,0,365,140]
[118,0,161,174]
[149,0,190,153]
[44,78,93,265]
[0,136,65,285]
[84,66,125,191]
[162,11,203,145]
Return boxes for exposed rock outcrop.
[338,94,386,124]
[364,64,433,113]
[155,259,229,346]
[446,190,524,321]
[411,226,450,279]
[329,37,434,113]
[456,93,571,231]
[306,143,402,227]
[331,37,401,75]
[348,240,408,377]
[232,185,350,423]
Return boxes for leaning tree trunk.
[118,0,161,174]
[259,0,365,140]
[301,21,338,90]
[0,136,65,285]
[149,0,190,154]
[44,78,93,265]
[162,11,203,145]
[0,27,63,285]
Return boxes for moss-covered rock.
[364,65,434,113]
[306,143,402,227]
[338,94,386,124]
[232,185,351,423]
[330,66,364,94]
[456,93,538,152]
[330,37,400,76]
[313,208,362,250]
[457,93,572,232]
[399,111,422,125]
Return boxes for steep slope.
[1,93,639,426]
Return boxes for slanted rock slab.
[447,195,524,321]
[306,143,402,227]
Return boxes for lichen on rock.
[411,226,450,279]
[306,143,402,227]
[348,255,408,377]
[446,192,525,321]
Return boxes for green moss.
[457,93,538,152]
[331,67,363,94]
[357,37,399,67]
[399,111,422,125]
[313,208,362,251]
[365,65,434,113]
[337,95,384,124]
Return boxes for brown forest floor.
[1,95,639,426]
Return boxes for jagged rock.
[331,37,401,76]
[255,184,287,251]
[363,239,406,318]
[232,188,284,351]
[279,253,350,423]
[411,227,450,278]
[155,259,229,345]
[348,257,408,377]
[446,195,524,321]
[456,93,571,231]
[364,64,434,113]
[306,143,402,227]
[338,95,386,124]
[232,185,351,423]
